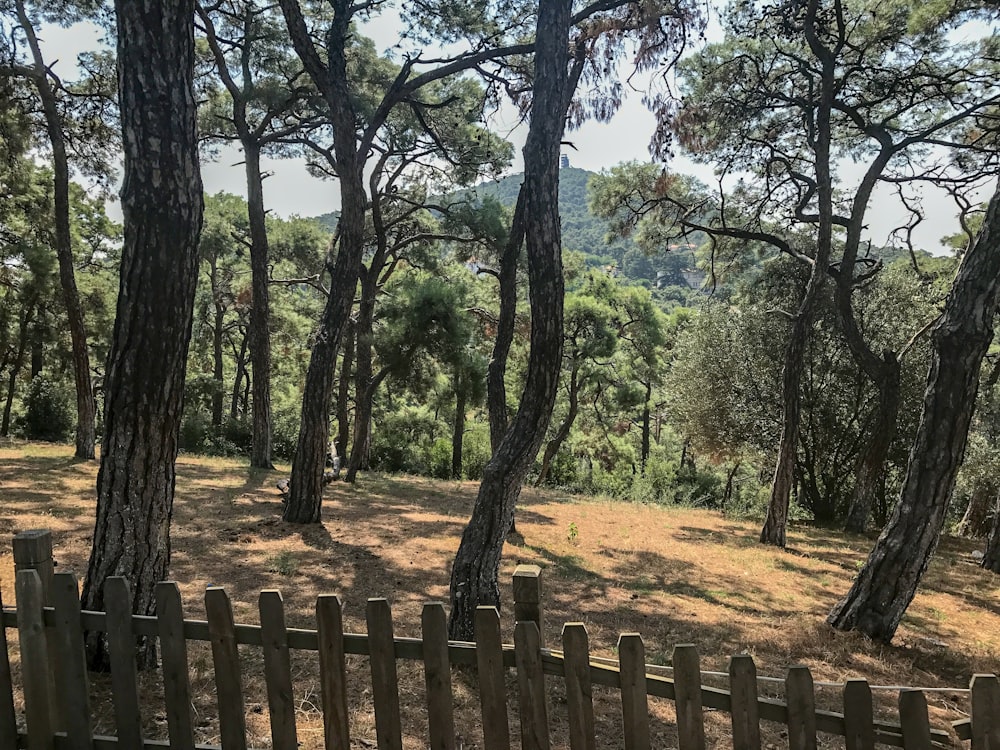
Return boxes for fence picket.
[786,666,817,750]
[260,590,298,750]
[969,675,1000,750]
[475,606,510,750]
[51,572,93,749]
[422,603,455,750]
[155,581,196,750]
[317,595,350,750]
[562,623,596,750]
[367,598,403,750]
[729,654,761,750]
[618,633,651,750]
[843,679,875,750]
[515,620,550,750]
[513,566,543,647]
[0,587,18,749]
[16,569,53,750]
[206,586,247,750]
[104,577,144,748]
[898,690,932,750]
[673,644,705,750]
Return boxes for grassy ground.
[1,442,998,748]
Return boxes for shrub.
[19,375,74,442]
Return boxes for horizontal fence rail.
[1,533,994,750]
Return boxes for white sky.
[34,14,995,255]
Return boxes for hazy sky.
[37,14,989,255]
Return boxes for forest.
[1,0,1000,658]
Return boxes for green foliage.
[18,375,73,442]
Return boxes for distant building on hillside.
[560,154,570,169]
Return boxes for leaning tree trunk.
[1,299,35,436]
[81,0,203,670]
[336,319,355,463]
[827,183,1000,642]
[982,495,1000,573]
[536,367,579,486]
[15,0,97,460]
[346,273,377,483]
[229,327,249,421]
[487,189,526,453]
[448,0,572,641]
[640,380,652,474]
[279,0,365,523]
[958,484,995,538]
[760,18,835,548]
[245,144,274,468]
[211,259,226,427]
[452,368,467,480]
[844,357,901,533]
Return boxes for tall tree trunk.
[229,328,249,421]
[336,319,355,463]
[536,367,579,486]
[452,368,466,480]
[244,144,274,468]
[15,0,96,460]
[487,189,526,453]
[448,0,573,640]
[760,4,835,547]
[844,358,901,532]
[30,308,44,378]
[210,259,225,427]
[279,0,365,523]
[828,184,1000,642]
[81,0,203,669]
[346,274,376,483]
[982,494,1000,573]
[958,484,994,538]
[1,299,35,436]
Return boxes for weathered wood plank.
[422,603,455,750]
[367,598,403,750]
[104,577,144,748]
[155,582,195,750]
[205,587,247,750]
[843,679,875,750]
[672,644,705,750]
[259,590,297,750]
[728,654,761,750]
[970,675,1000,750]
[898,690,931,750]
[475,606,510,750]
[515,620,550,750]
[0,587,19,749]
[562,623,595,750]
[618,633,650,750]
[785,666,816,750]
[16,569,53,750]
[51,573,92,749]
[316,595,350,750]
[513,566,543,646]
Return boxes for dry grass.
[1,441,998,748]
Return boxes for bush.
[428,437,452,479]
[18,375,74,442]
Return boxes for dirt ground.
[1,442,998,748]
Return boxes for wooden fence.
[1,530,998,749]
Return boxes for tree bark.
[81,0,203,669]
[958,484,994,538]
[210,257,226,427]
[487,189,526,453]
[14,0,97,460]
[346,273,377,483]
[452,368,466,480]
[536,367,579,486]
[760,2,835,548]
[448,0,572,640]
[844,356,900,532]
[1,298,35,436]
[336,318,355,463]
[828,184,1000,642]
[245,144,274,467]
[982,494,1000,573]
[279,0,365,523]
[229,327,249,421]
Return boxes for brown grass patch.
[1,442,998,747]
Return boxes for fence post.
[513,565,543,647]
[12,529,59,731]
